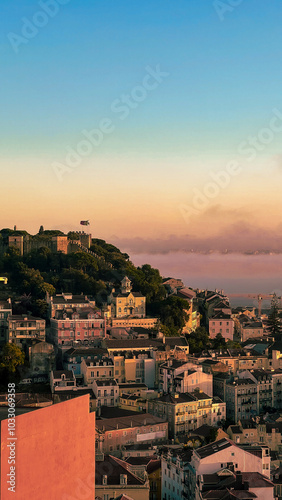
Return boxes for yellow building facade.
[108,276,146,318]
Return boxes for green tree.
[268,293,282,338]
[212,333,226,349]
[0,343,25,373]
[31,299,48,318]
[67,231,80,240]
[187,327,211,354]
[206,427,218,444]
[128,264,166,305]
[154,296,189,335]
[68,252,99,274]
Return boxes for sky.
[1,0,282,257]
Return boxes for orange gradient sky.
[2,1,282,255]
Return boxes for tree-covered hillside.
[0,229,188,335]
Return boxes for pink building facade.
[49,308,105,346]
[0,395,95,500]
[209,312,234,341]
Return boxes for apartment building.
[148,391,226,438]
[238,369,282,412]
[95,454,150,500]
[62,346,108,375]
[228,420,282,453]
[96,413,168,455]
[161,448,193,500]
[176,287,200,333]
[159,360,213,396]
[119,393,147,412]
[198,470,274,500]
[202,348,269,374]
[8,314,45,346]
[50,370,76,393]
[0,298,12,344]
[185,438,271,500]
[81,356,114,385]
[47,293,96,318]
[110,351,156,389]
[241,321,264,342]
[92,379,119,408]
[209,312,234,341]
[49,307,104,346]
[225,377,257,422]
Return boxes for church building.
[108,277,146,318]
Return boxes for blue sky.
[1,0,282,245]
[2,0,282,153]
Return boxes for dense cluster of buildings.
[1,273,282,499]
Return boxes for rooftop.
[157,393,196,404]
[96,413,167,433]
[106,337,189,350]
[95,379,117,386]
[95,455,145,486]
[52,294,94,304]
[195,438,232,459]
[52,370,74,380]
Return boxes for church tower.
[120,276,132,294]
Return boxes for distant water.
[130,252,282,309]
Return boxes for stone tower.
[120,276,132,294]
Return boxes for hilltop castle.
[0,232,92,256]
